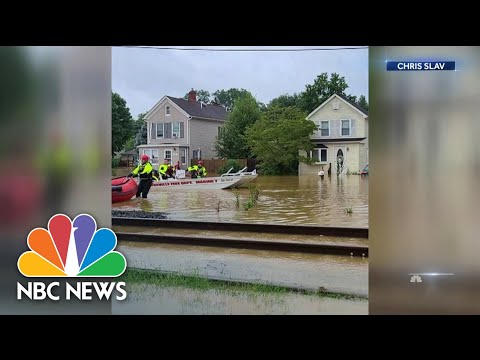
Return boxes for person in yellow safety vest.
[127,154,159,198]
[197,160,207,177]
[159,159,174,179]
[188,160,208,178]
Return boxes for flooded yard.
[113,283,367,315]
[112,172,368,227]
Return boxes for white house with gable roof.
[299,93,368,175]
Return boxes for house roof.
[119,149,138,155]
[167,96,228,120]
[335,93,368,116]
[307,93,368,119]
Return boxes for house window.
[319,121,329,136]
[151,149,158,164]
[193,149,201,159]
[341,119,351,136]
[150,123,156,140]
[156,123,164,138]
[164,150,172,163]
[165,106,171,116]
[172,122,180,138]
[181,149,186,165]
[320,148,327,162]
[309,148,328,163]
[143,149,151,160]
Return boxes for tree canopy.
[246,106,316,175]
[215,93,262,159]
[112,92,134,154]
[268,72,368,114]
[358,95,369,111]
[212,88,252,111]
[134,112,148,148]
[268,93,300,109]
[183,89,211,103]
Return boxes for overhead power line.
[118,46,368,52]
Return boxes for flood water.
[112,284,368,315]
[112,171,368,227]
[118,241,368,297]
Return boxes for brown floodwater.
[112,284,368,315]
[112,172,368,227]
[118,241,368,297]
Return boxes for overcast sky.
[112,46,368,118]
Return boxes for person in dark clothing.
[128,154,158,198]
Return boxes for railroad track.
[113,217,369,258]
[112,217,368,238]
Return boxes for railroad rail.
[112,217,368,238]
[116,232,368,257]
[114,217,368,257]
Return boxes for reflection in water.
[112,284,368,315]
[112,174,368,227]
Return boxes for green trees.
[183,89,211,103]
[245,107,316,175]
[215,93,262,159]
[358,95,369,111]
[212,88,252,111]
[268,72,368,114]
[297,73,348,113]
[112,92,134,155]
[134,112,148,147]
[268,93,300,109]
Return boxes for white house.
[299,93,368,175]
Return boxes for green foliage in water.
[232,188,240,208]
[243,183,260,210]
[243,198,255,211]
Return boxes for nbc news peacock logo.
[17,214,127,301]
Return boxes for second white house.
[299,93,368,175]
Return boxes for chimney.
[188,88,197,102]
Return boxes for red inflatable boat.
[112,177,138,203]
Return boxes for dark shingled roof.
[335,93,368,116]
[167,96,228,121]
[119,149,138,155]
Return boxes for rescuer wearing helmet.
[159,158,174,179]
[196,160,207,178]
[188,160,208,178]
[128,154,158,198]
